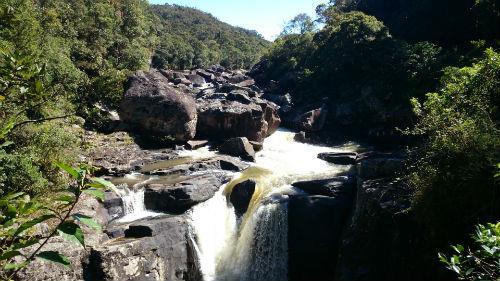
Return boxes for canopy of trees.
[151,4,269,70]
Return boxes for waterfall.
[116,175,161,223]
[188,129,357,281]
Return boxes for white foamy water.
[189,129,357,281]
[116,174,161,223]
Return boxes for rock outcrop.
[144,173,226,214]
[318,152,358,165]
[229,179,256,215]
[219,137,256,161]
[196,92,280,142]
[120,70,198,141]
[288,176,357,281]
[87,216,201,281]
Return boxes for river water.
[188,129,356,281]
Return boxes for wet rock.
[218,156,249,171]
[294,104,328,132]
[249,140,263,152]
[318,152,358,165]
[229,179,256,215]
[144,173,224,214]
[219,137,255,161]
[292,176,356,197]
[120,70,197,141]
[103,191,124,221]
[288,181,356,281]
[335,178,415,281]
[186,140,209,150]
[293,131,308,143]
[86,216,201,281]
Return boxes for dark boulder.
[219,137,255,161]
[248,141,263,152]
[218,156,249,171]
[196,69,215,82]
[292,176,356,197]
[293,131,308,143]
[144,173,224,214]
[120,70,197,141]
[229,179,256,215]
[318,152,358,165]
[289,189,356,281]
[294,104,328,132]
[227,90,252,104]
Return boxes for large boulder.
[196,95,280,142]
[86,216,201,281]
[120,70,198,141]
[229,179,256,215]
[219,137,256,161]
[185,74,205,87]
[288,176,356,281]
[292,176,356,197]
[144,173,224,214]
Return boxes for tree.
[281,13,316,36]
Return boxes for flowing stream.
[188,129,357,281]
[114,147,217,223]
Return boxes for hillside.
[151,4,270,70]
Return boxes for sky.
[148,0,327,41]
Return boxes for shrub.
[439,222,500,281]
[409,49,500,244]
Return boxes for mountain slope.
[151,4,270,69]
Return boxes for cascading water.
[117,175,161,223]
[113,147,218,223]
[188,129,357,281]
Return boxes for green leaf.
[37,251,70,268]
[82,189,105,201]
[57,221,84,247]
[54,194,76,204]
[0,140,13,149]
[0,250,21,261]
[72,214,101,231]
[55,162,80,179]
[90,177,119,194]
[4,261,29,271]
[14,214,55,236]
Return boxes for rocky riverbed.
[19,65,415,281]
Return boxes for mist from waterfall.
[188,129,357,281]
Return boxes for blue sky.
[148,0,327,41]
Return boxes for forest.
[0,0,499,280]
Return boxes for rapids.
[188,129,357,281]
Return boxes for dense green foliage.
[439,222,500,280]
[151,5,269,70]
[254,11,443,131]
[409,49,500,246]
